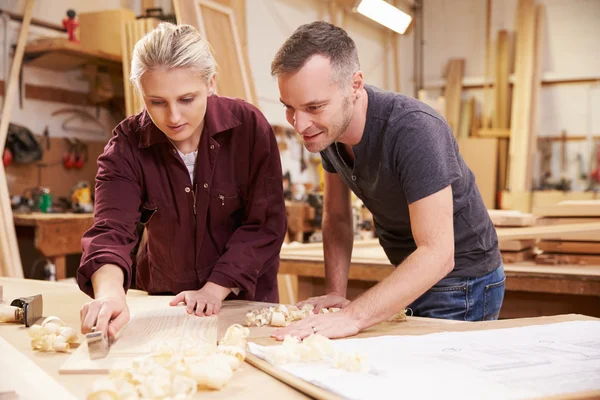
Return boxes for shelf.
[23,38,122,75]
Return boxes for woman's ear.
[208,75,216,96]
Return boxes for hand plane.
[0,294,43,327]
[86,327,112,360]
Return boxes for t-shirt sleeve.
[392,111,462,204]
[320,149,337,173]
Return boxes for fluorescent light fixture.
[356,0,412,34]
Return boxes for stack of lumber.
[488,209,537,263]
[533,201,600,265]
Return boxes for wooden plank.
[458,138,498,208]
[499,239,536,252]
[24,84,89,105]
[524,4,546,194]
[538,241,600,255]
[493,30,510,130]
[23,38,122,74]
[444,59,464,136]
[457,98,474,138]
[477,128,511,138]
[0,0,33,278]
[507,0,536,192]
[536,253,600,266]
[496,222,600,241]
[497,138,509,192]
[502,248,535,264]
[533,201,600,217]
[536,217,600,226]
[193,0,254,103]
[481,0,493,129]
[488,209,536,227]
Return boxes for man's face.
[278,55,353,153]
[140,67,215,145]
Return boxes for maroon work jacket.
[77,95,287,302]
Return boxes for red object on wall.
[2,148,12,167]
[62,9,80,43]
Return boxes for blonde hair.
[130,22,217,90]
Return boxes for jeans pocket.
[483,277,506,320]
[410,284,468,320]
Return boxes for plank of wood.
[524,4,546,193]
[502,248,535,264]
[533,201,600,217]
[499,239,536,251]
[536,253,600,266]
[191,0,255,104]
[444,59,464,136]
[497,138,509,192]
[507,0,536,192]
[536,217,600,226]
[0,0,33,278]
[538,241,600,255]
[481,0,493,129]
[497,222,600,241]
[457,98,474,138]
[488,209,537,227]
[458,138,498,208]
[493,30,510,130]
[477,128,511,138]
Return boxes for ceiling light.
[356,0,412,34]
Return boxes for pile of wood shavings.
[245,303,341,327]
[87,324,250,400]
[28,316,79,352]
[262,333,369,373]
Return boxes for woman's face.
[140,67,215,145]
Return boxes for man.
[270,21,504,340]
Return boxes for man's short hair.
[271,21,360,87]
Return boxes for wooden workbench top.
[1,277,598,399]
[13,211,94,226]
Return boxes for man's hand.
[80,294,130,340]
[169,282,231,316]
[297,292,351,313]
[271,309,360,340]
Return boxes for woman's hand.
[169,282,231,316]
[80,294,130,339]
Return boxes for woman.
[78,23,286,339]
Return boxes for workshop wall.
[421,0,600,191]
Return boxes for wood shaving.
[245,304,342,327]
[28,316,79,352]
[87,324,249,400]
[262,333,369,373]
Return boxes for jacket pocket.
[139,200,158,225]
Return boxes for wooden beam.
[493,30,510,130]
[0,0,33,278]
[444,59,464,136]
[482,0,493,129]
[507,0,536,192]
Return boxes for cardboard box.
[78,9,136,57]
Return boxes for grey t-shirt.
[321,85,502,279]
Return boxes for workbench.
[279,240,600,319]
[1,277,599,399]
[13,212,94,280]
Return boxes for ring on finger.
[311,326,317,334]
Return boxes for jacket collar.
[138,95,242,148]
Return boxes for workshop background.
[0,0,599,319]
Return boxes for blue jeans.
[408,264,506,321]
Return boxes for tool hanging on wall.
[51,107,106,135]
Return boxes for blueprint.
[248,321,600,400]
